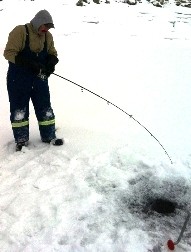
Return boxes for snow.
[1,0,191,251]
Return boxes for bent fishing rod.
[53,73,173,164]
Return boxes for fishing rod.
[53,73,173,164]
[167,210,190,250]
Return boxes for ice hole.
[150,198,177,214]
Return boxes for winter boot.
[16,141,28,151]
[42,138,64,146]
[51,138,64,146]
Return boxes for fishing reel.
[37,69,48,81]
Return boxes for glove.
[30,61,46,76]
[45,55,59,77]
[15,54,45,75]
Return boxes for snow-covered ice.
[1,0,191,251]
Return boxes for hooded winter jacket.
[4,9,57,64]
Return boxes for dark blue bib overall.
[7,25,56,143]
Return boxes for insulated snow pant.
[6,24,56,143]
[7,71,56,143]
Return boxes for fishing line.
[53,73,173,164]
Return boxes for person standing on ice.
[4,9,63,151]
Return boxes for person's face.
[38,24,50,35]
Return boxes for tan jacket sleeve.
[4,25,25,64]
[46,32,58,57]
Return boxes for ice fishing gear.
[167,210,190,250]
[53,73,173,164]
[37,69,48,80]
